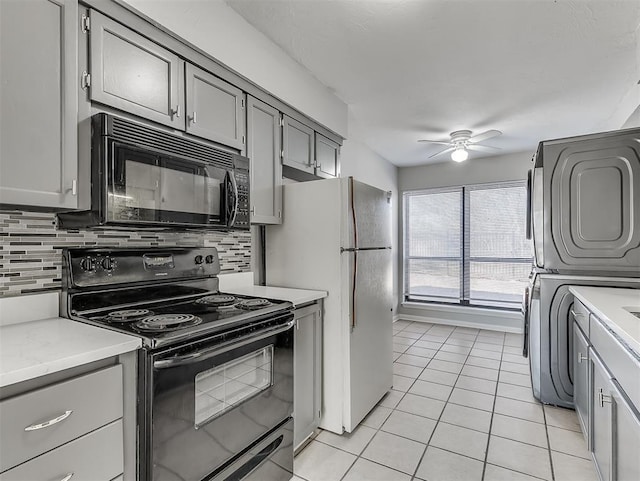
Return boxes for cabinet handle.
[171,105,181,119]
[599,390,612,407]
[24,410,73,431]
[577,352,588,363]
[71,179,77,196]
[188,111,197,124]
[250,206,255,215]
[59,474,74,481]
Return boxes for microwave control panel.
[233,157,250,229]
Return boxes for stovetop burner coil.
[134,314,203,332]
[195,294,237,307]
[105,309,153,323]
[236,298,272,310]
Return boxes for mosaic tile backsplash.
[0,211,252,297]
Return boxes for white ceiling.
[225,0,640,167]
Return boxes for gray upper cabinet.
[89,10,185,130]
[185,64,245,150]
[0,0,78,210]
[315,134,340,179]
[246,96,282,224]
[282,115,315,174]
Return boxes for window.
[403,181,531,309]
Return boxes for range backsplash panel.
[0,211,252,297]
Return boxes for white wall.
[122,0,348,137]
[396,151,533,331]
[622,104,640,128]
[340,108,399,310]
[398,150,533,192]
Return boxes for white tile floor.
[292,320,599,481]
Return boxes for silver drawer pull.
[60,474,74,481]
[570,309,584,319]
[24,410,73,431]
[577,352,588,363]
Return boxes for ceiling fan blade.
[467,144,502,152]
[417,139,450,145]
[469,129,502,143]
[428,146,455,158]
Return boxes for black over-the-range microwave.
[58,113,250,230]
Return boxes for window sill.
[401,301,520,319]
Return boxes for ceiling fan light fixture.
[451,147,468,162]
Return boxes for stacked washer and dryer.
[524,127,640,408]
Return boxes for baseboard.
[393,313,523,334]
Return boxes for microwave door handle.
[227,173,239,228]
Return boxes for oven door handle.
[153,319,295,369]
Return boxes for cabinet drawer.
[590,316,640,410]
[572,299,590,336]
[0,420,123,481]
[0,365,123,472]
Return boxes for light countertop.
[0,293,141,388]
[219,272,327,307]
[569,286,640,356]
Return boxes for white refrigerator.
[266,177,393,434]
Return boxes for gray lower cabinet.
[185,64,245,151]
[0,420,123,481]
[577,320,640,481]
[610,379,640,481]
[283,115,315,175]
[573,322,591,445]
[0,0,78,209]
[89,10,184,130]
[0,364,126,479]
[293,302,322,450]
[591,348,612,481]
[246,96,282,224]
[315,134,340,179]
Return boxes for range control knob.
[101,257,115,271]
[205,255,214,264]
[194,255,204,265]
[80,256,96,271]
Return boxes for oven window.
[194,345,274,428]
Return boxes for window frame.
[402,180,531,311]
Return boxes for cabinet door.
[0,0,78,209]
[282,116,315,174]
[610,379,640,481]
[185,64,245,151]
[293,303,322,449]
[89,10,184,129]
[573,322,591,447]
[591,349,612,481]
[246,96,282,224]
[315,134,340,178]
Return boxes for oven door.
[145,315,294,481]
[107,141,235,227]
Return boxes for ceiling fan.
[418,129,502,162]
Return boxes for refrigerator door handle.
[526,169,532,240]
[349,176,358,330]
[341,246,392,252]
